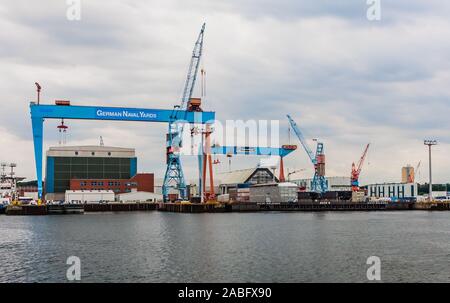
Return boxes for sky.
[0,0,449,185]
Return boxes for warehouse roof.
[216,167,277,185]
[48,146,134,152]
[47,145,135,158]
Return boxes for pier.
[2,201,450,215]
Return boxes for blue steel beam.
[210,146,295,157]
[30,103,215,199]
[30,103,215,123]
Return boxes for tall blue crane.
[287,114,327,193]
[163,23,206,201]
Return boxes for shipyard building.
[365,182,418,200]
[45,146,138,200]
[290,176,352,192]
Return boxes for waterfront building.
[65,190,115,204]
[365,182,418,200]
[45,145,137,200]
[216,167,278,195]
[70,173,154,194]
[291,176,351,192]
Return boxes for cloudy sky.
[0,0,449,185]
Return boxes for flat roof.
[47,145,135,158]
[48,145,134,152]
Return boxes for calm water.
[0,211,449,283]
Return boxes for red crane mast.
[351,143,370,192]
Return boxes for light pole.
[424,140,437,202]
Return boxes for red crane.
[351,143,370,192]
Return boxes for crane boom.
[351,143,370,191]
[356,143,370,174]
[179,22,205,115]
[287,114,327,193]
[415,161,421,175]
[287,114,316,164]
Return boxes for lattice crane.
[287,114,327,193]
[351,143,370,191]
[163,23,206,201]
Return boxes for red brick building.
[70,173,154,194]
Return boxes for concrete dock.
[2,201,449,215]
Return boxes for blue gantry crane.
[287,114,327,193]
[29,103,215,201]
[163,23,206,201]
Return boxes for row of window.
[248,171,275,184]
[80,181,121,186]
[54,173,131,181]
[54,165,131,172]
[53,157,132,165]
[369,185,415,197]
[79,181,138,187]
[73,151,112,156]
[79,188,133,193]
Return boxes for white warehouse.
[65,190,115,203]
[366,183,418,199]
[291,176,351,192]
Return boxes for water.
[0,211,449,283]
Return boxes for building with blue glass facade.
[45,146,137,200]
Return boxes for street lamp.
[424,140,437,202]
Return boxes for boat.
[0,198,10,214]
[47,203,85,214]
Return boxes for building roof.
[47,145,135,158]
[216,167,276,185]
[216,168,257,185]
[48,146,134,152]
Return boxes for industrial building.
[366,182,418,200]
[70,173,154,193]
[216,168,278,195]
[402,166,415,183]
[291,176,351,192]
[250,182,298,203]
[65,190,115,204]
[117,190,162,203]
[45,145,137,200]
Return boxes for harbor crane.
[413,160,421,183]
[163,23,205,201]
[287,115,327,193]
[351,143,370,192]
[287,168,306,182]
